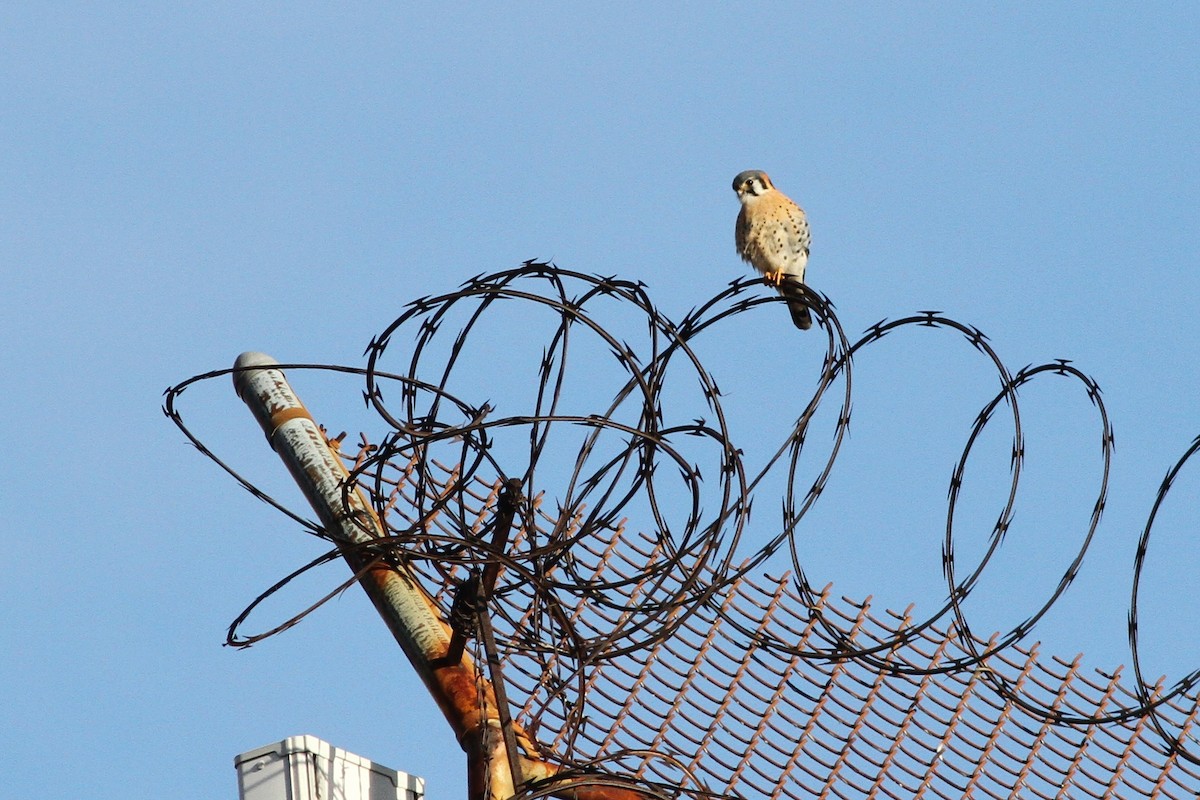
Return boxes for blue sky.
[3,5,1199,799]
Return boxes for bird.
[732,170,812,330]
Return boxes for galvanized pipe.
[231,352,538,797]
[232,352,649,800]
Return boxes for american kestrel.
[733,170,812,330]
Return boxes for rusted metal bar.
[232,352,650,800]
[477,598,526,793]
[446,479,524,664]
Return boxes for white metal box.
[234,734,425,800]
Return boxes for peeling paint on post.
[231,353,652,800]
[231,353,525,798]
[232,353,450,666]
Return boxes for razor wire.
[164,261,1200,781]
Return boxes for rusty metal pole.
[232,352,650,800]
[232,352,541,800]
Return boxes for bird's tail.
[787,300,812,330]
[779,282,812,330]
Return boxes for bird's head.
[732,170,774,201]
